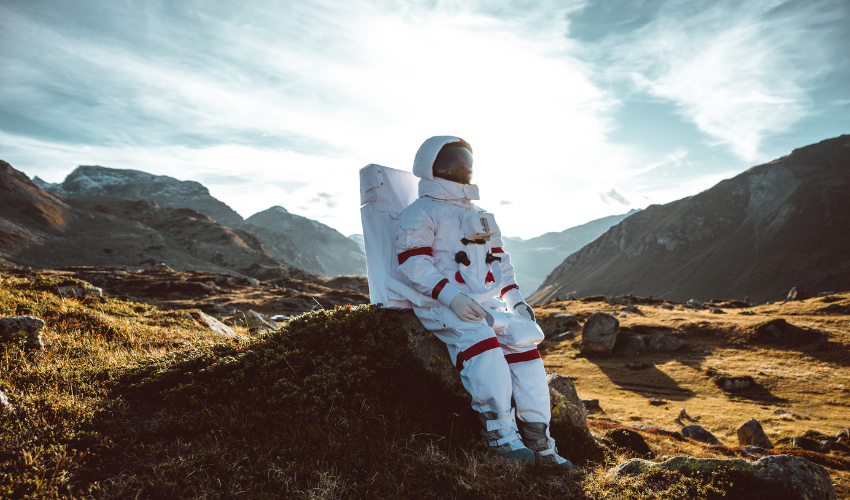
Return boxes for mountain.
[0,160,307,280]
[348,234,366,254]
[529,135,850,304]
[36,165,243,226]
[38,166,366,277]
[246,207,367,277]
[502,210,639,293]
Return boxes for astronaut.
[395,136,572,467]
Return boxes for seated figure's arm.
[396,206,461,306]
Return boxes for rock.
[661,304,674,310]
[626,301,636,312]
[545,372,589,431]
[786,287,810,301]
[624,362,649,370]
[791,436,821,452]
[677,408,699,422]
[738,419,773,449]
[818,291,836,297]
[0,388,12,414]
[605,428,654,458]
[612,335,645,356]
[536,319,557,338]
[648,332,685,351]
[837,429,849,439]
[192,311,237,337]
[610,455,836,500]
[687,298,702,307]
[547,312,578,330]
[246,276,260,288]
[649,397,667,406]
[681,425,722,446]
[710,307,725,314]
[581,399,602,413]
[579,312,620,355]
[712,375,753,392]
[270,315,289,322]
[0,315,45,350]
[739,310,756,315]
[244,310,276,330]
[608,296,626,306]
[824,303,846,312]
[58,284,103,298]
[551,331,575,342]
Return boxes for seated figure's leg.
[499,313,574,468]
[414,305,534,465]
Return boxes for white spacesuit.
[395,136,572,467]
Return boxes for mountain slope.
[503,210,638,293]
[0,161,306,280]
[39,166,366,277]
[529,135,850,304]
[246,207,367,277]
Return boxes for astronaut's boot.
[479,409,535,465]
[518,421,574,468]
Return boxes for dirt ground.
[537,294,850,495]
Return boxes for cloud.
[309,192,337,209]
[600,188,630,206]
[499,200,512,205]
[580,0,849,162]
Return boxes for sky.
[1,0,848,239]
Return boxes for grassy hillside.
[1,273,845,498]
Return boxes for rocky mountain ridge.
[35,165,366,277]
[530,135,850,304]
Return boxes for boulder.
[612,335,645,356]
[192,311,238,337]
[648,332,685,351]
[838,429,849,439]
[791,436,821,452]
[610,455,836,500]
[244,310,276,330]
[581,399,602,413]
[608,296,626,306]
[661,304,674,310]
[547,312,578,331]
[58,284,103,298]
[605,428,654,458]
[687,298,702,307]
[710,307,725,314]
[0,315,45,350]
[712,375,753,392]
[737,419,773,449]
[681,424,722,446]
[546,372,588,432]
[626,301,636,312]
[536,320,557,338]
[579,312,620,355]
[786,287,810,301]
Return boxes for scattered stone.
[677,408,700,422]
[581,399,602,413]
[547,312,578,330]
[613,335,645,356]
[608,296,626,306]
[0,389,12,414]
[648,332,685,351]
[244,310,276,330]
[774,409,801,419]
[739,310,756,315]
[626,301,636,312]
[687,298,702,307]
[245,276,260,288]
[605,428,654,458]
[0,315,45,350]
[270,315,289,322]
[818,291,836,297]
[710,307,725,314]
[609,455,836,500]
[579,312,620,355]
[649,398,667,406]
[712,375,753,392]
[824,303,846,313]
[703,349,711,355]
[791,436,821,452]
[661,304,674,310]
[681,425,722,446]
[58,284,103,298]
[786,286,810,301]
[624,362,650,370]
[838,429,849,439]
[546,372,589,433]
[737,419,773,449]
[193,311,237,337]
[551,331,575,342]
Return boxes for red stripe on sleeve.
[504,349,541,364]
[491,247,505,253]
[398,247,433,265]
[431,278,449,299]
[500,284,519,297]
[456,337,501,370]
[455,271,465,284]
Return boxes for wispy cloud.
[585,0,849,162]
[600,188,630,206]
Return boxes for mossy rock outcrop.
[611,455,836,500]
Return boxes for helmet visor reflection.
[433,146,473,176]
